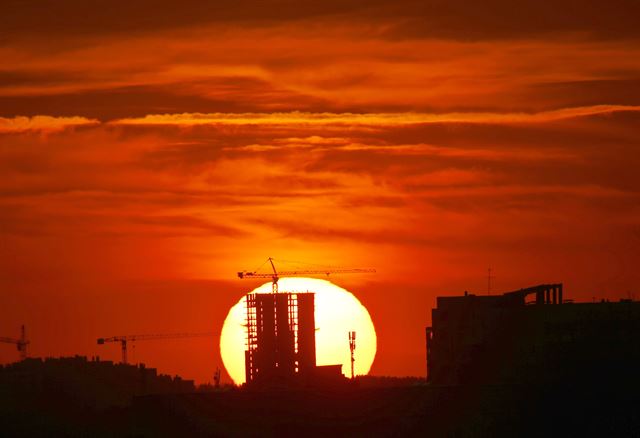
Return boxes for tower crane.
[97,332,217,364]
[0,325,29,361]
[237,257,376,293]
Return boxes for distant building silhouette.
[426,284,640,385]
[0,356,194,410]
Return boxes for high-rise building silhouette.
[426,284,640,385]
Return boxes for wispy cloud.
[0,115,98,133]
[111,105,640,127]
[1,105,635,135]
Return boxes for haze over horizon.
[2,0,640,384]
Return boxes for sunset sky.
[2,1,640,383]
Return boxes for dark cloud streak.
[0,81,329,119]
[4,0,640,41]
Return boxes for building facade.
[427,284,640,385]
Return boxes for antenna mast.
[349,331,356,379]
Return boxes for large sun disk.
[220,278,377,385]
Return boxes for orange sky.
[2,0,640,384]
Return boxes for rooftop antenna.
[348,331,356,380]
[487,268,493,295]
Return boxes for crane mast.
[0,325,29,361]
[238,257,375,293]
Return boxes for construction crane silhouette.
[0,325,29,361]
[97,332,217,364]
[238,257,376,293]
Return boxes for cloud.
[522,78,640,109]
[3,0,640,40]
[2,24,639,119]
[377,0,640,40]
[0,115,98,133]
[110,105,640,127]
[0,81,328,120]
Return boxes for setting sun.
[220,278,377,385]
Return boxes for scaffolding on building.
[244,292,317,386]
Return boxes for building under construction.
[244,292,343,387]
[237,257,374,386]
[426,284,640,385]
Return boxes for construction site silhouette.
[2,283,640,436]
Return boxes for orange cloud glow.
[110,105,640,127]
[0,115,98,133]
